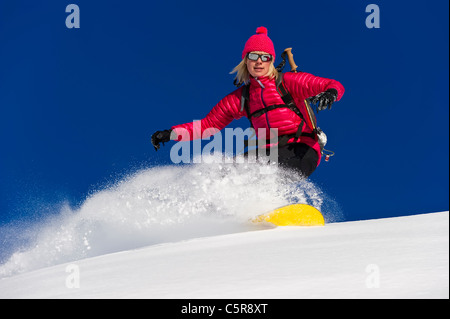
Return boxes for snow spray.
[0,155,343,277]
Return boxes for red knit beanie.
[242,26,276,60]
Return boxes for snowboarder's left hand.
[151,129,172,151]
[309,89,338,111]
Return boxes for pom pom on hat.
[242,26,275,60]
[256,26,268,35]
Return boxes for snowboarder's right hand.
[151,129,172,151]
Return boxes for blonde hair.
[230,54,279,86]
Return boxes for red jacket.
[172,72,344,164]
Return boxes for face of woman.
[246,51,272,78]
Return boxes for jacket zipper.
[256,78,271,129]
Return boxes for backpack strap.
[240,84,249,111]
[240,84,253,127]
[276,73,296,110]
[277,73,319,136]
[275,73,318,144]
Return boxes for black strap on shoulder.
[277,74,309,124]
[276,73,296,109]
[276,72,284,88]
[240,84,252,126]
[276,73,318,141]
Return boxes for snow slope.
[0,211,448,299]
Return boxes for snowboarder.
[151,27,345,177]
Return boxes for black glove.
[309,88,338,112]
[151,129,172,151]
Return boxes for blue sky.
[0,0,448,223]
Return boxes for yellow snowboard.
[252,204,325,226]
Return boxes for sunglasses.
[247,53,273,62]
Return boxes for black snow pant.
[277,143,319,178]
[244,142,319,178]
